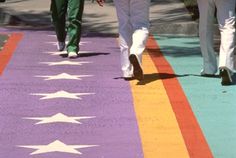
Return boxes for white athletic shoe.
[123,70,134,80]
[57,42,65,51]
[68,51,78,58]
[200,69,216,77]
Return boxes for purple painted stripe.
[0,30,143,158]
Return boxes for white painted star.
[35,73,93,80]
[45,41,68,45]
[47,35,57,38]
[45,41,90,46]
[80,41,91,45]
[30,90,95,100]
[40,61,92,66]
[23,113,95,124]
[44,50,93,56]
[18,140,98,155]
[43,51,67,56]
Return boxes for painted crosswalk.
[1,29,236,158]
[0,29,143,158]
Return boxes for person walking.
[113,0,150,80]
[50,0,84,58]
[197,0,235,85]
[50,0,104,58]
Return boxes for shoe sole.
[129,54,143,81]
[220,69,232,86]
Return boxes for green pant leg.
[67,0,85,53]
[50,0,67,42]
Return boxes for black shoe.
[57,42,65,51]
[220,68,232,86]
[129,54,143,81]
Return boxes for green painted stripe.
[154,35,236,158]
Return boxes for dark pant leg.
[67,0,85,53]
[50,0,68,42]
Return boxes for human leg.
[215,0,235,72]
[50,0,67,44]
[129,0,150,61]
[128,0,150,80]
[197,0,218,75]
[67,0,85,56]
[215,0,235,85]
[114,0,133,78]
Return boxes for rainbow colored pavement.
[0,29,236,158]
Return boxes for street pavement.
[0,0,198,35]
[0,1,236,158]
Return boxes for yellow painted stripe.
[129,52,190,158]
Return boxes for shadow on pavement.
[114,72,189,85]
[59,52,110,58]
[231,74,236,86]
[137,73,189,85]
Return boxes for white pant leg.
[114,0,133,77]
[197,0,218,74]
[215,0,236,72]
[235,57,236,71]
[130,0,150,64]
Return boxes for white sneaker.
[200,69,216,77]
[123,70,133,80]
[68,51,78,58]
[57,42,65,51]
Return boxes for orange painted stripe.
[130,52,190,158]
[0,33,23,75]
[146,35,214,158]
